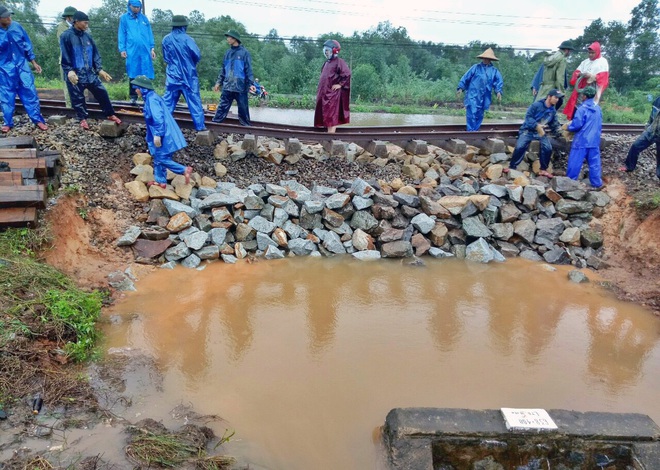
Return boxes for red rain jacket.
[314,56,351,128]
[563,41,609,119]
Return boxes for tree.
[628,0,660,87]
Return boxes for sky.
[35,0,643,51]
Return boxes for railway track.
[22,99,646,148]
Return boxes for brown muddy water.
[99,257,660,469]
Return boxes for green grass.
[0,227,104,362]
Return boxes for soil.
[1,115,658,468]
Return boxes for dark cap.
[547,89,564,98]
[224,30,241,43]
[0,5,13,18]
[581,86,597,98]
[73,11,89,22]
[171,15,188,27]
[131,75,154,90]
[61,6,77,18]
[558,40,574,51]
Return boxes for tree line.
[7,0,660,108]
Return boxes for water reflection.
[104,257,660,470]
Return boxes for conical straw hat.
[477,47,499,61]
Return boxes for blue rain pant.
[153,152,187,184]
[67,76,115,121]
[567,147,602,188]
[466,103,485,132]
[163,84,206,131]
[212,90,251,126]
[0,68,45,127]
[509,131,552,170]
[624,128,660,177]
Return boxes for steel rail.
[21,100,646,147]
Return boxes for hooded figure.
[162,15,205,131]
[535,40,574,105]
[118,0,155,104]
[131,75,191,188]
[0,5,47,132]
[314,39,351,133]
[563,42,609,119]
[566,87,603,188]
[457,48,504,131]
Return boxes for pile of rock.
[118,142,609,269]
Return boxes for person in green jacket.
[535,40,574,109]
[56,6,76,107]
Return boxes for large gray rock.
[535,218,565,242]
[181,253,201,269]
[551,176,582,193]
[556,199,594,214]
[500,203,522,223]
[462,217,493,239]
[580,229,604,249]
[209,227,228,245]
[198,192,241,210]
[393,193,420,208]
[480,184,508,198]
[428,247,454,258]
[543,247,571,264]
[325,193,351,209]
[183,231,208,250]
[163,199,199,218]
[411,213,435,234]
[513,219,536,243]
[248,215,277,234]
[165,242,191,261]
[264,245,285,259]
[288,238,316,256]
[352,250,381,261]
[117,226,141,247]
[323,231,346,254]
[465,238,501,263]
[490,223,514,240]
[350,210,379,232]
[350,178,375,197]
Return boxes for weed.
[0,227,49,257]
[77,207,88,220]
[62,184,82,196]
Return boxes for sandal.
[184,166,193,185]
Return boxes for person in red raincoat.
[563,41,609,120]
[314,39,351,133]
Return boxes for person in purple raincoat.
[314,39,351,133]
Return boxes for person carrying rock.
[535,40,574,109]
[504,89,564,178]
[564,87,603,188]
[457,47,503,131]
[118,0,155,105]
[59,11,122,130]
[56,6,77,107]
[0,4,48,133]
[131,75,192,189]
[619,94,660,179]
[211,30,254,126]
[314,39,351,133]
[162,15,206,131]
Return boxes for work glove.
[98,70,112,82]
[67,71,79,86]
[153,136,162,147]
[535,123,545,137]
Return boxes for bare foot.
[184,166,193,185]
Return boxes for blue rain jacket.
[118,0,154,78]
[140,87,187,157]
[567,98,602,149]
[216,44,253,93]
[59,27,103,84]
[520,99,561,135]
[531,64,543,94]
[162,27,200,90]
[0,21,43,125]
[457,63,503,112]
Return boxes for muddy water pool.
[101,257,660,469]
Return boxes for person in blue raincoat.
[131,75,192,188]
[118,0,155,105]
[162,15,206,131]
[565,86,603,188]
[457,47,503,131]
[60,11,122,130]
[212,30,255,126]
[504,89,564,179]
[0,5,47,133]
